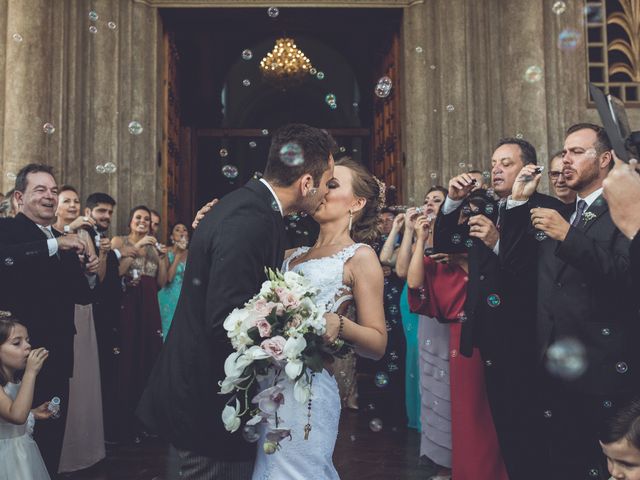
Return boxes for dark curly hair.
[335,157,383,245]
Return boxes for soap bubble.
[374,372,389,388]
[616,362,629,374]
[107,21,117,30]
[515,132,524,139]
[601,328,611,336]
[483,171,491,178]
[415,46,423,53]
[222,165,239,179]
[545,337,587,380]
[375,76,392,98]
[558,29,581,51]
[451,233,462,244]
[242,425,260,443]
[552,1,566,15]
[316,71,325,80]
[88,11,99,21]
[584,4,603,23]
[219,148,228,157]
[104,162,117,174]
[12,33,23,43]
[339,146,346,153]
[242,49,253,60]
[128,121,143,135]
[446,104,455,112]
[309,68,317,75]
[430,172,437,179]
[262,129,269,136]
[535,231,547,241]
[458,162,466,168]
[43,123,55,135]
[369,418,383,432]
[524,65,543,83]
[279,143,304,166]
[249,141,257,148]
[5,172,16,180]
[89,25,98,34]
[429,65,436,70]
[486,294,501,308]
[543,410,553,418]
[267,7,279,18]
[242,79,251,87]
[95,164,106,174]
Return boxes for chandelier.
[260,38,313,87]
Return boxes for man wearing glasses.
[547,151,576,205]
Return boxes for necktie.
[496,198,507,231]
[571,200,587,227]
[39,226,59,258]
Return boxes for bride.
[251,157,388,480]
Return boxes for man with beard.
[439,138,561,480]
[84,193,135,442]
[503,123,637,479]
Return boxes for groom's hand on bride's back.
[192,198,219,229]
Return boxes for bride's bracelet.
[337,314,345,340]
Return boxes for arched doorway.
[160,7,403,227]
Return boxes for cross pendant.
[304,423,312,440]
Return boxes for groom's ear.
[299,174,315,197]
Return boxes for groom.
[137,124,336,479]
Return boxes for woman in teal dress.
[158,223,189,340]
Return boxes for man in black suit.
[84,192,136,442]
[438,138,562,480]
[503,124,637,479]
[603,155,640,297]
[137,124,336,480]
[0,164,98,477]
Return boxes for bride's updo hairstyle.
[336,156,385,245]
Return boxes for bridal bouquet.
[219,268,345,453]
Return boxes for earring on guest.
[348,210,353,231]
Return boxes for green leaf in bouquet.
[247,326,261,344]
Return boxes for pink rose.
[288,314,303,329]
[255,298,284,317]
[276,288,300,309]
[256,319,272,338]
[261,336,286,360]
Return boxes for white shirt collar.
[259,178,284,217]
[577,187,604,210]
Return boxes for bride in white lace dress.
[252,157,388,480]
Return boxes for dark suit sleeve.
[0,239,50,265]
[499,202,536,275]
[632,234,640,294]
[203,212,272,339]
[556,224,631,286]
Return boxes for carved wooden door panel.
[372,31,403,203]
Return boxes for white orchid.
[222,399,242,433]
[293,377,311,403]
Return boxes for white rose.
[222,399,242,433]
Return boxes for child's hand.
[25,348,49,375]
[31,402,54,420]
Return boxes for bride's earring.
[348,210,353,231]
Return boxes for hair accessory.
[372,176,386,211]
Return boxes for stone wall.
[401,0,640,201]
[0,0,162,234]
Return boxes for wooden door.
[372,31,403,203]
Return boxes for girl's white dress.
[0,382,50,480]
[252,244,370,480]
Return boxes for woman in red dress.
[407,210,508,480]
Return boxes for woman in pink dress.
[407,209,508,480]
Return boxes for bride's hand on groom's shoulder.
[192,198,219,229]
[322,313,341,345]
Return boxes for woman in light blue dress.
[158,223,189,340]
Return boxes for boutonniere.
[582,212,597,223]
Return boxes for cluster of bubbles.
[222,164,239,179]
[279,143,304,166]
[325,93,337,110]
[128,121,143,135]
[545,337,588,380]
[43,123,56,135]
[375,76,393,98]
[88,10,117,34]
[95,162,117,174]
